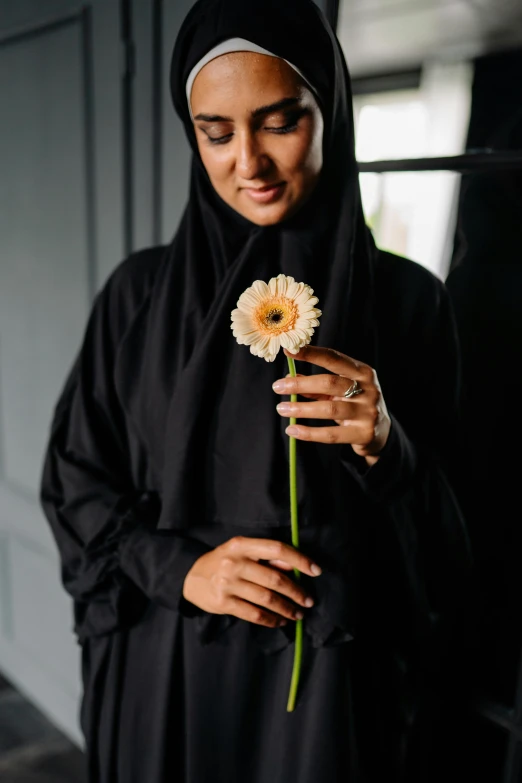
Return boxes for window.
[354,63,473,279]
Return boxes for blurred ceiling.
[338,0,522,76]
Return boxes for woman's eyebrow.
[194,97,300,123]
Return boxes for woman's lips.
[243,182,286,203]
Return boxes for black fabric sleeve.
[341,277,472,669]
[341,275,466,506]
[336,278,473,771]
[340,413,418,501]
[39,265,212,642]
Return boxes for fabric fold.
[191,605,355,654]
[339,413,418,503]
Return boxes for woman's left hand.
[273,345,391,467]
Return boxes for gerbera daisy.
[230,274,322,362]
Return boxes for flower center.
[267,308,283,323]
[253,296,298,336]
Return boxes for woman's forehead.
[191,53,310,115]
[194,52,300,92]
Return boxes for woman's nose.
[235,132,271,179]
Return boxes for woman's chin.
[234,195,305,226]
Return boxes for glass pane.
[338,0,522,135]
[353,64,473,278]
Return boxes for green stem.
[285,355,302,712]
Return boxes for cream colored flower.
[231,274,321,362]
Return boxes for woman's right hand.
[182,536,322,627]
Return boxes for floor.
[0,672,87,782]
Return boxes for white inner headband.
[186,37,317,120]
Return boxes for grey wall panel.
[0,532,14,639]
[131,0,155,251]
[160,0,195,244]
[0,19,90,495]
[0,0,124,746]
[0,0,82,33]
[91,0,125,287]
[10,540,78,695]
[0,483,60,558]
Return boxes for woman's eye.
[265,123,298,134]
[207,133,233,145]
[204,113,303,144]
[266,109,307,134]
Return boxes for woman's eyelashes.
[266,122,299,135]
[205,123,297,144]
[201,110,307,145]
[206,131,234,145]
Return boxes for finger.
[285,421,364,444]
[274,372,373,400]
[283,345,372,382]
[235,578,304,621]
[241,560,313,609]
[286,372,331,401]
[227,536,322,577]
[267,559,294,570]
[225,595,288,628]
[276,398,360,420]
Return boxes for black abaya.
[39,1,471,780]
[40,246,470,782]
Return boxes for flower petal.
[294,290,315,307]
[285,280,301,300]
[268,335,281,356]
[279,331,293,349]
[231,311,254,329]
[251,280,271,300]
[292,327,314,342]
[237,290,264,310]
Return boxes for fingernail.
[279,619,288,626]
[295,611,304,620]
[286,426,299,436]
[272,380,287,392]
[311,564,322,576]
[277,402,291,414]
[304,597,314,608]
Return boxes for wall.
[0,0,124,746]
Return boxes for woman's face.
[190,52,324,226]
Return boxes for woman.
[40,0,471,781]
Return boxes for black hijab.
[114,0,379,532]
